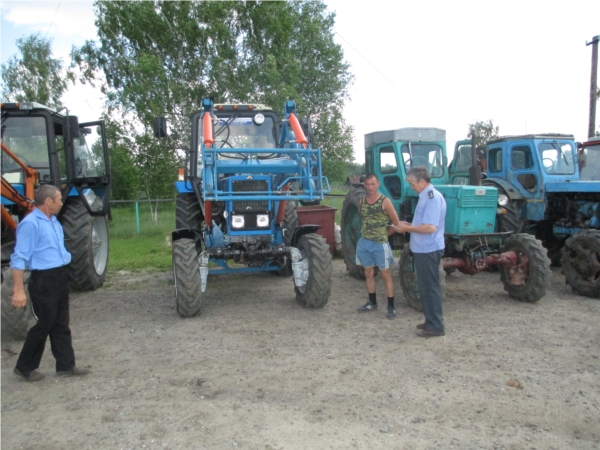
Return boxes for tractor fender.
[172,228,202,243]
[290,224,321,248]
[483,177,525,200]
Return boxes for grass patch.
[109,236,172,272]
[106,192,350,271]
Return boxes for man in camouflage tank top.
[356,174,402,319]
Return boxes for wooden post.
[587,35,599,138]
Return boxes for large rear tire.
[398,246,446,312]
[561,230,600,298]
[60,198,109,291]
[341,186,367,279]
[1,268,34,340]
[499,234,550,302]
[176,193,202,230]
[172,238,202,317]
[294,233,332,308]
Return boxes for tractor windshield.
[1,116,51,183]
[197,112,278,170]
[579,143,600,181]
[401,143,445,178]
[539,141,575,175]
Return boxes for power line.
[334,29,440,128]
[44,1,62,38]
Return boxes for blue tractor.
[341,128,552,310]
[479,134,600,298]
[2,102,111,337]
[155,98,332,316]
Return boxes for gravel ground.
[2,257,599,450]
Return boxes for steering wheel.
[542,158,555,172]
[410,156,431,170]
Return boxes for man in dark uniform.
[396,166,447,337]
[11,185,90,381]
[355,174,402,319]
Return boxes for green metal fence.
[109,185,349,238]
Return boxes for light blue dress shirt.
[11,208,72,270]
[409,185,446,253]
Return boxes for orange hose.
[203,113,214,146]
[288,113,308,148]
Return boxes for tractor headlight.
[498,194,509,207]
[231,215,245,229]
[257,214,269,227]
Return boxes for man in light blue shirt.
[11,185,89,381]
[396,166,447,337]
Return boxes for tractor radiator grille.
[232,180,268,212]
[459,189,498,208]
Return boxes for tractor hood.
[545,181,600,193]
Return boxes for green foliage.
[72,0,354,185]
[103,115,141,200]
[1,33,73,108]
[109,236,173,271]
[468,120,499,153]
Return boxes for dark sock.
[368,292,376,305]
[387,297,394,308]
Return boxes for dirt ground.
[2,257,599,450]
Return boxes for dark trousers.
[15,266,75,375]
[414,250,444,332]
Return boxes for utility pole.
[587,35,599,138]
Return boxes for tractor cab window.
[379,146,401,199]
[401,143,444,178]
[539,142,575,175]
[73,126,107,178]
[197,113,277,170]
[488,147,502,172]
[1,116,51,183]
[579,143,600,181]
[511,146,538,192]
[453,143,472,171]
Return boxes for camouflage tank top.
[360,195,389,243]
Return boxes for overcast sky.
[2,0,599,162]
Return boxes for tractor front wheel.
[60,198,109,291]
[172,238,202,317]
[561,230,600,298]
[499,234,550,302]
[294,233,332,308]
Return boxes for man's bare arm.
[11,269,27,308]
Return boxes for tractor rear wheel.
[60,198,109,291]
[398,246,446,312]
[172,238,202,317]
[561,230,600,298]
[499,234,550,302]
[294,233,332,308]
[341,186,367,279]
[176,193,202,230]
[1,268,34,340]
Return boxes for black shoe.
[57,367,90,377]
[386,307,396,319]
[13,368,45,382]
[416,322,426,330]
[417,329,445,338]
[357,301,378,312]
